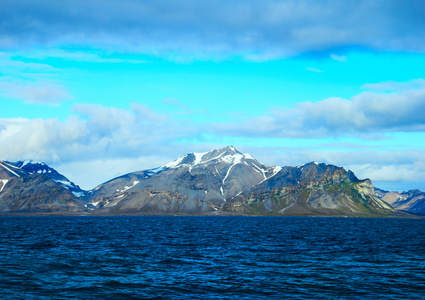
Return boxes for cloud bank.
[0,104,196,164]
[1,0,425,58]
[1,80,425,189]
[215,81,425,137]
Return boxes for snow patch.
[273,166,282,174]
[21,160,32,168]
[257,166,282,185]
[193,151,208,165]
[220,153,243,164]
[0,162,20,177]
[4,162,20,169]
[23,160,45,166]
[163,148,253,170]
[56,180,73,188]
[244,153,254,160]
[0,179,8,192]
[72,191,84,197]
[222,164,235,184]
[164,155,186,168]
[149,167,164,174]
[119,180,140,193]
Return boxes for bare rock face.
[85,147,399,217]
[225,162,395,216]
[1,147,414,216]
[8,160,86,197]
[0,161,85,214]
[85,146,282,214]
[376,188,425,215]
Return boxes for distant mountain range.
[375,188,425,215]
[0,146,423,216]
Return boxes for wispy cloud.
[362,79,425,92]
[305,67,323,73]
[14,49,150,64]
[0,81,72,105]
[330,54,347,62]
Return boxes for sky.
[1,0,425,191]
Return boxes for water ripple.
[0,216,424,299]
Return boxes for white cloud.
[213,81,425,138]
[0,104,198,165]
[1,82,425,191]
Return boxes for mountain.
[0,161,85,214]
[1,146,419,216]
[84,146,281,213]
[228,162,395,216]
[8,160,86,197]
[85,146,402,217]
[375,188,425,215]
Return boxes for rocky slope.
[1,146,419,216]
[227,162,395,216]
[0,161,85,213]
[8,160,86,197]
[84,146,400,217]
[84,146,281,213]
[376,188,425,215]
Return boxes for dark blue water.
[0,216,424,299]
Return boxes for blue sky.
[1,0,425,190]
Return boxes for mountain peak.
[15,160,46,168]
[164,146,252,169]
[4,160,86,197]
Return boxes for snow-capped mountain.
[84,146,401,216]
[8,160,86,197]
[0,160,84,213]
[0,146,418,216]
[85,146,281,212]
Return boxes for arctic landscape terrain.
[0,146,423,217]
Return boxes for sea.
[0,216,424,299]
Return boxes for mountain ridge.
[0,146,423,216]
[81,146,410,217]
[0,160,84,213]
